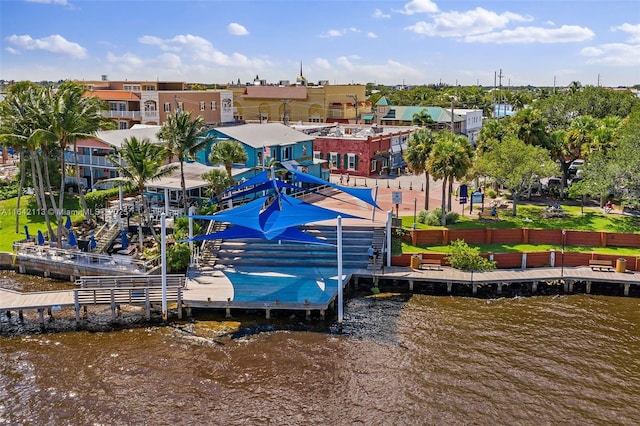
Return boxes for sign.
[471,191,484,204]
[459,197,468,204]
[392,191,402,204]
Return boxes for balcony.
[100,110,142,119]
[65,152,117,168]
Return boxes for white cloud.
[5,34,87,58]
[373,8,391,19]
[5,47,20,55]
[395,0,438,15]
[464,25,594,43]
[581,43,640,66]
[320,29,346,38]
[367,32,378,39]
[227,23,249,36]
[405,7,531,37]
[313,58,331,70]
[612,23,640,43]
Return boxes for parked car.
[568,159,584,176]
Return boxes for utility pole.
[497,69,504,118]
[347,94,359,124]
[553,75,557,94]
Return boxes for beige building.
[80,78,233,128]
[229,82,371,124]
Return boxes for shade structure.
[64,215,72,229]
[24,225,30,240]
[190,193,362,242]
[121,230,128,248]
[68,231,77,248]
[189,224,332,246]
[37,230,45,245]
[89,235,97,250]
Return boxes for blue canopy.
[64,215,72,229]
[189,225,332,246]
[68,230,77,248]
[121,230,128,248]
[37,230,45,245]
[24,225,30,240]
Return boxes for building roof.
[147,161,222,190]
[240,86,308,100]
[375,96,392,106]
[213,123,311,148]
[94,125,163,148]
[85,90,141,101]
[381,106,464,123]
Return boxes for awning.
[362,114,374,120]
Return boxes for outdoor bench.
[420,258,442,270]
[478,211,499,220]
[589,259,613,271]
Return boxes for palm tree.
[208,140,247,178]
[202,169,234,200]
[35,82,110,245]
[428,132,473,225]
[411,109,435,128]
[157,111,216,214]
[108,136,177,251]
[404,129,436,210]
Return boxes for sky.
[1,0,639,88]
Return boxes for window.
[199,101,206,111]
[347,153,357,171]
[144,85,155,91]
[118,121,128,130]
[177,102,184,112]
[329,152,338,169]
[123,84,141,91]
[257,151,263,166]
[211,101,217,110]
[164,103,171,112]
[313,151,321,160]
[283,146,292,161]
[371,159,377,172]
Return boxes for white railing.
[13,242,159,273]
[100,110,142,119]
[64,153,117,168]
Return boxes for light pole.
[561,229,566,280]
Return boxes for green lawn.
[0,196,84,252]
[402,203,640,233]
[400,203,640,256]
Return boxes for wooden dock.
[1,266,639,330]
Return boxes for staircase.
[202,224,383,271]
[94,223,121,254]
[367,227,386,271]
[195,221,227,271]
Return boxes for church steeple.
[296,61,307,86]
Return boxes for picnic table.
[542,205,567,218]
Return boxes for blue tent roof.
[189,225,332,245]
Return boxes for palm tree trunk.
[447,179,453,211]
[440,177,447,226]
[512,191,519,216]
[15,149,26,233]
[42,147,58,222]
[34,151,54,240]
[424,172,430,210]
[56,147,67,246]
[29,151,42,211]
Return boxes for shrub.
[166,243,191,271]
[420,208,459,226]
[445,239,497,271]
[486,188,497,199]
[417,209,429,224]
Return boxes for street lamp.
[561,229,566,280]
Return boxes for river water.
[1,272,639,425]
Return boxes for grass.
[0,195,84,252]
[403,203,640,233]
[400,202,640,256]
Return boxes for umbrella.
[64,215,72,229]
[24,225,30,240]
[37,230,45,245]
[68,230,77,248]
[121,230,128,248]
[89,235,97,251]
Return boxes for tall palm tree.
[108,137,177,251]
[157,111,216,214]
[404,129,436,210]
[428,132,473,225]
[35,82,109,245]
[411,109,435,128]
[208,140,247,178]
[202,169,234,200]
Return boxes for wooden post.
[110,290,116,321]
[532,281,538,293]
[320,309,325,320]
[145,289,151,320]
[74,291,80,326]
[586,281,592,294]
[472,284,478,295]
[408,280,414,292]
[306,309,311,321]
[497,283,503,295]
[447,282,453,294]
[177,289,183,320]
[265,308,271,319]
[569,281,574,293]
[38,308,45,328]
[624,284,630,296]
